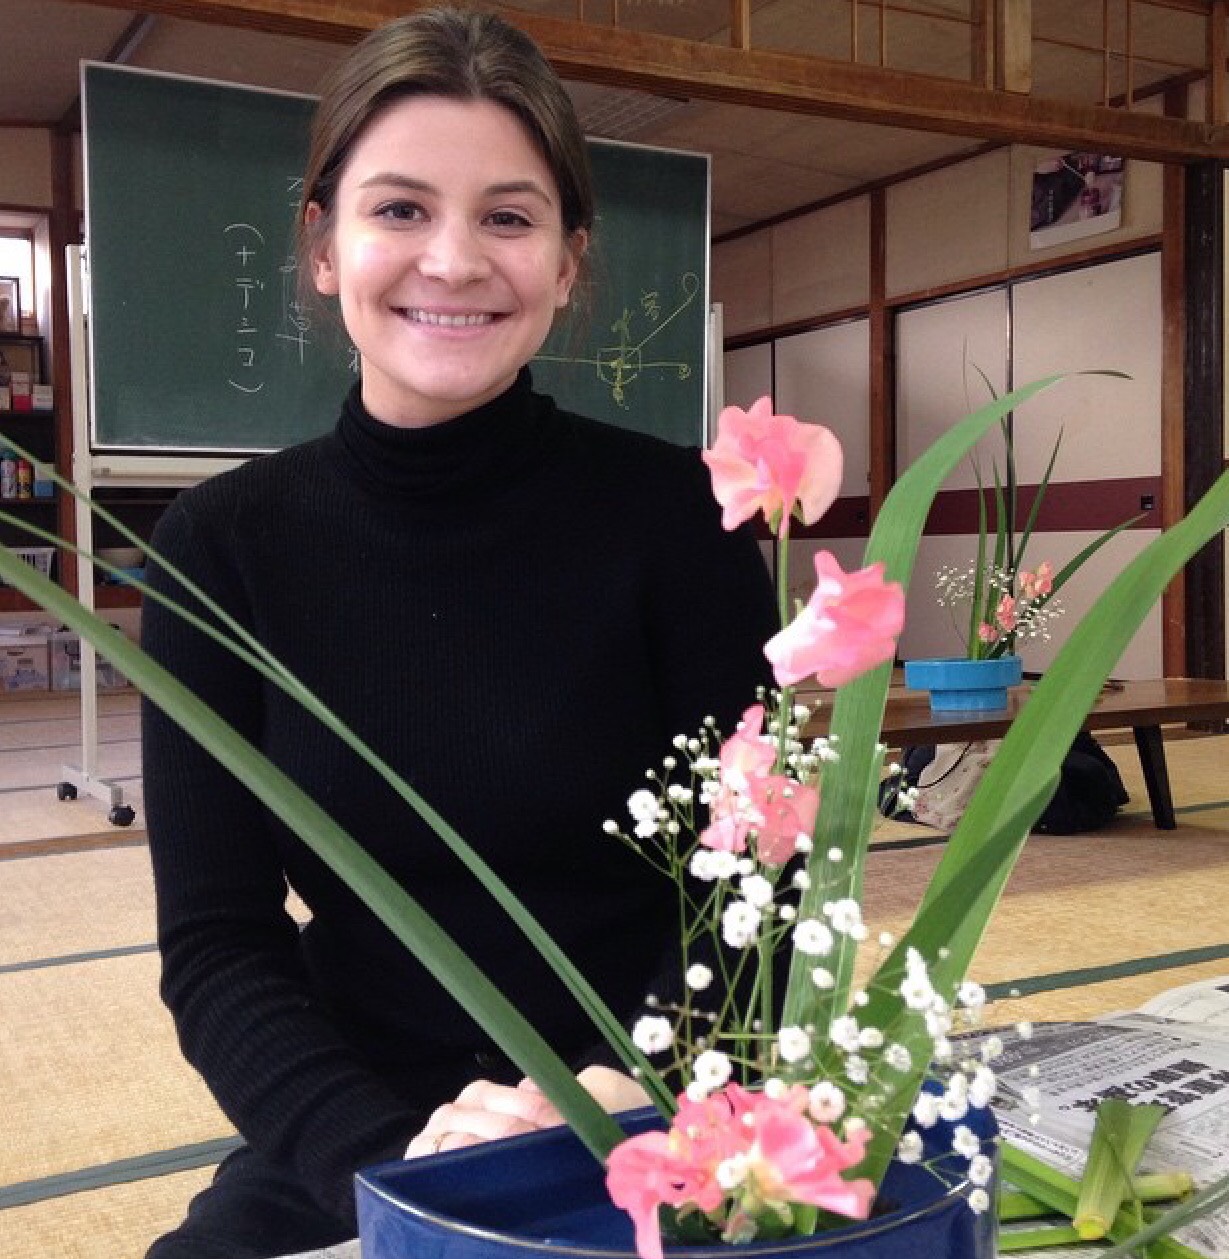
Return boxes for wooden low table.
[801,677,1229,830]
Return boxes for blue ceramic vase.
[903,655,1024,714]
[355,1107,998,1259]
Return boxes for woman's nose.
[417,219,491,285]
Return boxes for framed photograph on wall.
[0,277,20,333]
[1030,154,1124,250]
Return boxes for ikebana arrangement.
[2,376,1228,1259]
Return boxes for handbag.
[907,740,999,833]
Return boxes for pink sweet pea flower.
[699,707,819,864]
[977,622,1000,644]
[1020,561,1054,600]
[702,397,843,538]
[764,551,905,688]
[743,774,819,866]
[606,1084,874,1259]
[994,594,1018,633]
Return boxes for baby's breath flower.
[810,966,835,989]
[808,1081,846,1123]
[951,1125,981,1159]
[968,1188,991,1214]
[968,1154,994,1186]
[763,1077,788,1099]
[792,919,834,956]
[685,963,713,991]
[912,1092,941,1128]
[792,870,811,890]
[739,874,774,908]
[844,1054,869,1084]
[716,1154,749,1190]
[957,980,986,1010]
[626,788,660,838]
[825,898,863,935]
[883,1043,913,1072]
[857,1027,884,1050]
[721,900,761,948]
[897,1131,924,1164]
[1016,1020,1035,1040]
[826,846,843,862]
[692,1049,732,1092]
[829,1016,860,1053]
[777,1026,811,1063]
[632,1015,673,1055]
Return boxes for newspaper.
[993,975,1229,1257]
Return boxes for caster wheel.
[57,782,78,801]
[109,805,136,827]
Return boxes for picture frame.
[0,277,20,333]
[0,336,41,385]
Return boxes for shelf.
[0,408,54,419]
[94,585,142,609]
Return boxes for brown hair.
[297,6,593,292]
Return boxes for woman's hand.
[404,1066,650,1158]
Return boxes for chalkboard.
[82,63,709,454]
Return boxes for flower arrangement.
[936,410,1143,662]
[1,378,1228,1257]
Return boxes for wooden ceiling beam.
[69,0,1229,162]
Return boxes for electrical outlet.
[1141,494,1155,510]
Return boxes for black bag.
[882,731,1128,834]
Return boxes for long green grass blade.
[0,540,629,1162]
[0,440,670,1113]
[848,467,1229,1184]
[782,374,1065,1034]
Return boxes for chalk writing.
[536,271,699,408]
[224,222,266,395]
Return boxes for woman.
[141,8,777,1256]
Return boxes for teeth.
[406,309,494,327]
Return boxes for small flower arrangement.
[936,557,1063,659]
[936,416,1136,661]
[1,378,1227,1258]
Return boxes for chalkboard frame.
[81,61,710,456]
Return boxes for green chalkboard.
[82,63,709,454]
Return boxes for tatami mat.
[0,952,234,1187]
[2,1168,217,1259]
[1,687,1227,1259]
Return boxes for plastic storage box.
[0,635,50,692]
[49,630,128,691]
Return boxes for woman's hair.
[297,6,594,289]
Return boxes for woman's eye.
[376,200,425,223]
[486,210,533,231]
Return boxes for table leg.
[1132,725,1176,830]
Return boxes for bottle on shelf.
[0,447,16,500]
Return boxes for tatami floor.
[2,688,1228,1258]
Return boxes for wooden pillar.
[971,0,995,89]
[996,0,1032,94]
[1182,161,1227,679]
[1211,0,1227,127]
[729,0,750,50]
[868,188,894,518]
[49,125,79,598]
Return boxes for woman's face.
[308,95,584,427]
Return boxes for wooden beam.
[972,0,995,90]
[67,0,1229,164]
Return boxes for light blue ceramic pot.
[356,1106,998,1259]
[903,655,1024,713]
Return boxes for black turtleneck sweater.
[141,372,777,1225]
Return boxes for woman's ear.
[304,202,339,297]
[555,227,588,309]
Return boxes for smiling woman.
[136,8,778,1259]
